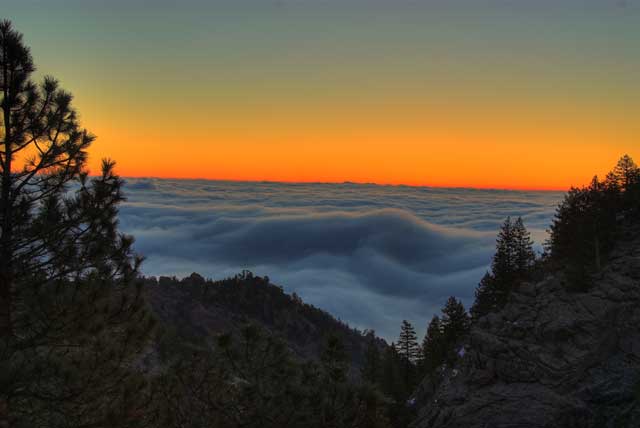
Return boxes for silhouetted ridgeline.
[410,155,640,428]
[143,270,386,369]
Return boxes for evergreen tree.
[610,154,640,191]
[1,20,154,426]
[421,315,446,375]
[547,173,621,287]
[472,217,536,317]
[397,320,420,364]
[396,320,420,394]
[440,297,469,363]
[608,154,640,213]
[513,217,536,274]
[471,272,499,318]
[492,216,516,287]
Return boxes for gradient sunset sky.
[5,0,639,190]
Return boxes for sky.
[4,0,639,190]
[118,178,561,340]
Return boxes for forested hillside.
[144,271,385,370]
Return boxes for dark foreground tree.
[1,20,155,427]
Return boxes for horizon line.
[118,174,567,193]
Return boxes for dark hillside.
[411,156,640,428]
[144,271,385,369]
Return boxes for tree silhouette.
[513,217,536,274]
[471,272,499,318]
[420,315,446,375]
[396,320,420,392]
[472,217,536,317]
[441,297,469,349]
[547,173,621,287]
[492,216,517,287]
[607,154,640,213]
[1,20,154,426]
[610,154,640,191]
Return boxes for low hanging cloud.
[119,179,562,340]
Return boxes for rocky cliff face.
[412,229,640,428]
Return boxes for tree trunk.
[0,58,12,428]
[0,53,13,339]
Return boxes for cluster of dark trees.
[356,297,470,426]
[546,155,640,289]
[472,216,536,317]
[156,326,392,428]
[399,154,640,410]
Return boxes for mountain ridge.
[411,223,640,427]
[143,271,386,370]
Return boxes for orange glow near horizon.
[82,98,637,192]
[12,2,636,192]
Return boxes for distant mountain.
[143,270,386,370]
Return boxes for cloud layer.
[120,179,562,340]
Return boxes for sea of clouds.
[119,179,563,341]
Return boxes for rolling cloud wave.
[119,179,562,340]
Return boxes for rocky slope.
[412,228,640,428]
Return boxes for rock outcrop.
[412,229,640,428]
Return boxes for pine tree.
[397,320,420,364]
[492,216,516,287]
[547,173,619,285]
[611,154,640,191]
[396,320,420,392]
[471,272,498,318]
[609,155,640,213]
[1,20,155,426]
[441,297,469,362]
[513,217,536,275]
[472,217,536,317]
[421,315,446,375]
